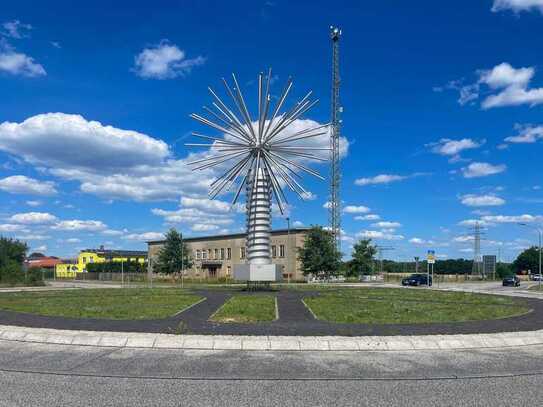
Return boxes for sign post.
[427,250,435,287]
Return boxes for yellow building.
[55,247,147,278]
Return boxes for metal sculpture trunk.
[246,167,272,266]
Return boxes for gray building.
[147,228,309,281]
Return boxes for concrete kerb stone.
[0,324,543,352]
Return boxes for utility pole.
[286,217,290,284]
[518,223,542,290]
[329,26,342,251]
[375,246,394,275]
[471,222,483,278]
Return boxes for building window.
[202,250,208,260]
[279,244,285,258]
[227,248,231,260]
[221,248,225,260]
[89,257,94,263]
[196,250,201,260]
[214,249,219,260]
[82,257,86,264]
[272,245,277,258]
[240,247,246,259]
[227,266,231,275]
[208,249,212,259]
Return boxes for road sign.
[483,255,496,277]
[427,250,436,264]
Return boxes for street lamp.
[518,223,542,290]
[286,217,290,284]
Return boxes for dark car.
[502,276,520,287]
[402,274,432,287]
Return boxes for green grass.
[0,288,203,320]
[303,288,530,324]
[211,295,277,323]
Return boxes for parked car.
[502,276,520,287]
[401,274,432,287]
[531,274,543,281]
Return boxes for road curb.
[1,324,543,352]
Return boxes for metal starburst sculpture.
[187,69,328,267]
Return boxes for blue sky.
[1,0,543,262]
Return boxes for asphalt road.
[0,340,542,406]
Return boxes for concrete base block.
[233,263,283,282]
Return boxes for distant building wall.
[147,228,308,281]
[55,249,147,278]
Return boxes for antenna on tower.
[329,26,342,251]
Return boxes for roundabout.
[0,283,542,338]
[1,283,543,406]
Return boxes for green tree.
[496,262,514,279]
[154,229,192,274]
[513,246,540,274]
[298,226,341,278]
[0,236,28,284]
[348,239,377,276]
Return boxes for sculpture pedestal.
[233,263,283,282]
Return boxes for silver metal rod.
[272,131,328,145]
[193,150,248,171]
[191,132,246,146]
[190,113,249,142]
[231,74,257,141]
[264,91,313,142]
[272,146,331,151]
[268,150,325,180]
[276,150,328,162]
[187,150,248,166]
[209,154,252,197]
[264,151,307,197]
[208,88,253,143]
[266,99,319,143]
[262,77,293,141]
[201,107,250,144]
[261,155,287,212]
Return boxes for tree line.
[93,227,540,279]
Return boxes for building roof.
[147,227,310,245]
[25,257,62,268]
[80,249,147,257]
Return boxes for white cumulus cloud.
[492,0,543,13]
[343,205,370,214]
[0,113,170,172]
[133,40,205,80]
[504,124,543,144]
[372,221,402,229]
[460,194,505,207]
[481,214,543,224]
[355,174,407,186]
[122,232,164,241]
[0,175,57,196]
[354,214,380,221]
[356,230,404,241]
[428,138,484,156]
[1,20,32,39]
[9,212,57,224]
[461,162,506,178]
[52,220,107,231]
[0,224,29,232]
[0,50,46,77]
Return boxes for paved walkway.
[2,289,543,336]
